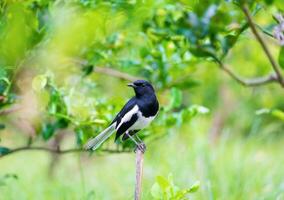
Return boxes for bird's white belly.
[130,111,156,130]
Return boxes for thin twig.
[0,146,131,158]
[0,105,22,115]
[241,4,284,87]
[135,149,144,200]
[217,61,278,86]
[71,58,141,81]
[94,67,141,82]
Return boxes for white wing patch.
[116,105,139,130]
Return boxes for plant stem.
[241,4,284,87]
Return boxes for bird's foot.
[134,142,146,153]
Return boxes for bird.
[85,80,159,152]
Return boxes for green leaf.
[222,35,238,56]
[3,174,18,180]
[271,109,284,121]
[171,79,200,90]
[278,47,284,69]
[41,123,56,140]
[156,176,170,190]
[47,85,67,116]
[0,68,7,78]
[255,108,271,115]
[32,75,47,92]
[75,128,85,146]
[55,118,69,129]
[93,119,107,124]
[0,124,5,130]
[0,146,10,156]
[151,183,162,199]
[168,87,182,110]
[255,108,284,121]
[189,105,210,114]
[188,181,200,193]
[82,65,94,76]
[0,77,10,95]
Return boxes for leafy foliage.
[151,174,199,200]
[0,0,282,149]
[0,0,284,199]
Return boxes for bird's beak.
[127,83,136,88]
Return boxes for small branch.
[135,149,144,200]
[0,105,22,116]
[0,146,131,158]
[241,4,284,87]
[94,67,141,82]
[217,60,278,86]
[71,58,141,81]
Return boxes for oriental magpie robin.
[85,80,159,152]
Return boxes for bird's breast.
[129,111,156,130]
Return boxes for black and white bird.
[85,80,159,152]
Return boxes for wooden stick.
[135,149,144,200]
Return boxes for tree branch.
[0,105,22,116]
[241,4,284,87]
[0,146,131,158]
[94,67,141,82]
[217,61,278,86]
[71,58,141,81]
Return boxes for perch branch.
[0,146,131,158]
[135,149,144,200]
[241,4,284,87]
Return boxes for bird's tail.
[84,123,116,150]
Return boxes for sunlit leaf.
[189,105,210,114]
[278,47,284,69]
[255,108,271,115]
[188,181,200,193]
[151,183,162,199]
[156,176,170,190]
[32,75,47,92]
[93,119,107,124]
[75,127,85,146]
[271,109,284,121]
[167,87,182,110]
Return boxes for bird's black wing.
[111,97,136,126]
[110,97,138,140]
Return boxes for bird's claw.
[134,142,146,153]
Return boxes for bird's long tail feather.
[84,123,116,150]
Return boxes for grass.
[1,120,284,200]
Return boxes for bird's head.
[127,80,155,97]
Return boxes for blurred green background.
[0,0,284,199]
